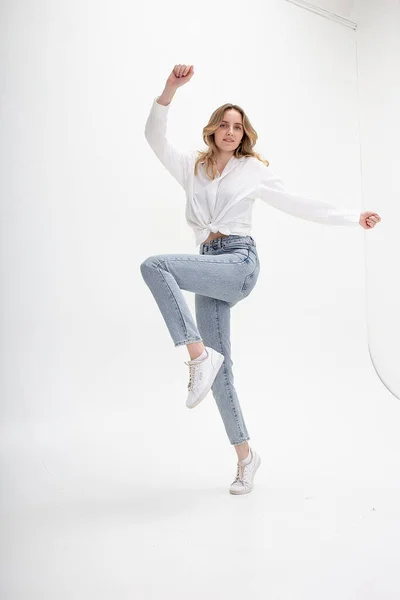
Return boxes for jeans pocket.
[220,245,250,262]
[240,257,260,297]
[232,247,250,261]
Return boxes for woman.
[141,64,381,495]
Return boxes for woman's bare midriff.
[203,232,229,244]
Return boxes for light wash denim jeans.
[140,235,260,446]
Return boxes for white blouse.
[144,96,360,246]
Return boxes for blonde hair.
[194,102,269,180]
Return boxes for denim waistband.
[200,235,256,254]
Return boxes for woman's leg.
[234,441,250,462]
[186,341,206,361]
[195,293,250,448]
[140,247,255,449]
[139,251,250,354]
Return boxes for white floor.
[2,355,400,598]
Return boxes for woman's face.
[214,109,244,154]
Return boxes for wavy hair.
[194,103,269,180]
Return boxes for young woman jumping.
[141,63,381,495]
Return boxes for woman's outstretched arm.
[255,165,362,226]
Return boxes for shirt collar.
[199,155,245,164]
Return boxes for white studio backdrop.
[352,0,400,400]
[1,1,399,598]
[0,0,386,498]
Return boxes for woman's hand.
[165,64,194,90]
[359,211,382,229]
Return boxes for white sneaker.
[229,447,261,495]
[185,346,225,409]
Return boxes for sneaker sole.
[229,454,261,494]
[186,351,225,409]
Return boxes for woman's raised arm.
[144,65,195,189]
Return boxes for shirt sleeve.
[256,166,360,226]
[144,96,193,189]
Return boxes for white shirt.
[145,96,360,246]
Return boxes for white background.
[1,0,399,598]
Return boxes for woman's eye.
[220,123,241,129]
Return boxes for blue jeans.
[140,235,260,445]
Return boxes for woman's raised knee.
[140,255,162,274]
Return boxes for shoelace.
[232,463,244,485]
[232,453,252,487]
[184,360,200,391]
